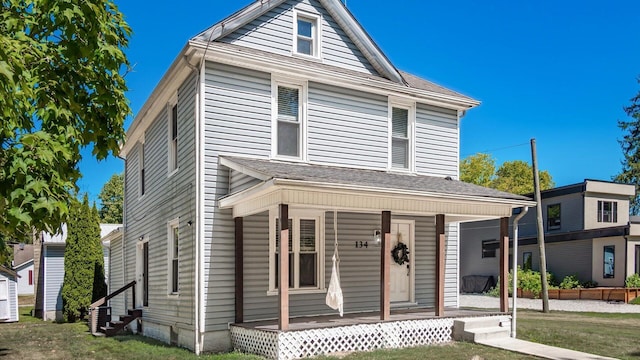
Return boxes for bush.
[582,280,598,288]
[484,267,555,298]
[630,296,640,305]
[559,275,582,289]
[626,273,640,288]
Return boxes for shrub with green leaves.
[626,273,640,288]
[485,267,555,298]
[559,275,582,289]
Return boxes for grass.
[1,308,639,359]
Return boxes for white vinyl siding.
[123,72,198,328]
[415,104,459,177]
[219,0,377,75]
[44,245,64,316]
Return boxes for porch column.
[380,211,391,321]
[435,214,445,316]
[278,204,290,330]
[499,217,509,312]
[234,217,243,324]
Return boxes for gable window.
[482,240,499,258]
[390,104,414,170]
[273,81,306,160]
[603,245,615,278]
[294,11,320,58]
[167,219,179,294]
[269,209,324,293]
[139,141,145,197]
[169,102,178,173]
[597,201,617,223]
[547,203,561,230]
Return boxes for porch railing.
[89,280,136,335]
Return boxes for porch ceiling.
[218,156,536,221]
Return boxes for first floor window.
[603,245,615,278]
[482,239,499,258]
[168,219,179,294]
[270,209,323,292]
[597,201,617,223]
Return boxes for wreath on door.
[391,242,410,265]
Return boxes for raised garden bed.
[517,288,640,303]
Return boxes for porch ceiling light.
[373,230,381,246]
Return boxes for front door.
[136,241,149,308]
[390,220,414,303]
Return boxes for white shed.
[0,265,19,322]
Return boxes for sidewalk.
[477,337,619,360]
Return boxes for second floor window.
[169,103,178,173]
[547,203,561,230]
[139,142,145,197]
[597,200,617,223]
[391,107,410,169]
[276,84,303,158]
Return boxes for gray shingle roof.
[222,156,532,203]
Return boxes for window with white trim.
[167,218,179,294]
[598,200,617,223]
[294,11,320,58]
[269,209,324,293]
[274,81,306,159]
[139,141,145,197]
[390,103,414,170]
[169,102,178,173]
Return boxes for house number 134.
[355,241,368,248]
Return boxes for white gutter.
[511,206,529,338]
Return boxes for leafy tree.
[0,1,131,239]
[61,195,106,322]
[492,160,554,195]
[98,173,123,223]
[0,234,12,267]
[460,154,554,195]
[460,153,495,187]
[615,78,640,214]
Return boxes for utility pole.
[531,138,549,313]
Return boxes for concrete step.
[454,316,511,331]
[463,326,510,342]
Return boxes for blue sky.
[78,0,640,203]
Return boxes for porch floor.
[233,307,506,331]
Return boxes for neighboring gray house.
[0,265,19,323]
[12,244,34,296]
[114,0,533,356]
[34,223,121,321]
[461,179,639,289]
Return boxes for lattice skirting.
[231,318,455,360]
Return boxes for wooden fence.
[517,288,640,303]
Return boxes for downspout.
[183,54,203,354]
[511,206,528,338]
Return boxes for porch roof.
[219,156,535,221]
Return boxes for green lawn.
[1,307,639,359]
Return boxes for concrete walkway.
[477,338,618,360]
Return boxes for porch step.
[453,316,511,343]
[98,308,143,337]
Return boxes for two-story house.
[110,0,534,357]
[461,179,639,290]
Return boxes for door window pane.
[604,245,615,278]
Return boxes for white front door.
[136,241,149,308]
[0,278,9,320]
[390,220,413,303]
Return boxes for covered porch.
[218,156,534,359]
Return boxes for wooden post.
[435,214,445,316]
[380,211,391,321]
[235,217,244,324]
[278,204,289,330]
[499,217,510,312]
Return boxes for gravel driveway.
[460,294,640,313]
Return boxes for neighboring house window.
[28,270,33,285]
[389,104,414,170]
[523,252,533,270]
[168,218,179,294]
[139,141,145,197]
[603,245,615,278]
[273,81,306,159]
[635,245,640,275]
[294,11,320,58]
[597,201,617,223]
[482,240,499,258]
[269,209,324,293]
[547,203,561,230]
[169,102,178,173]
